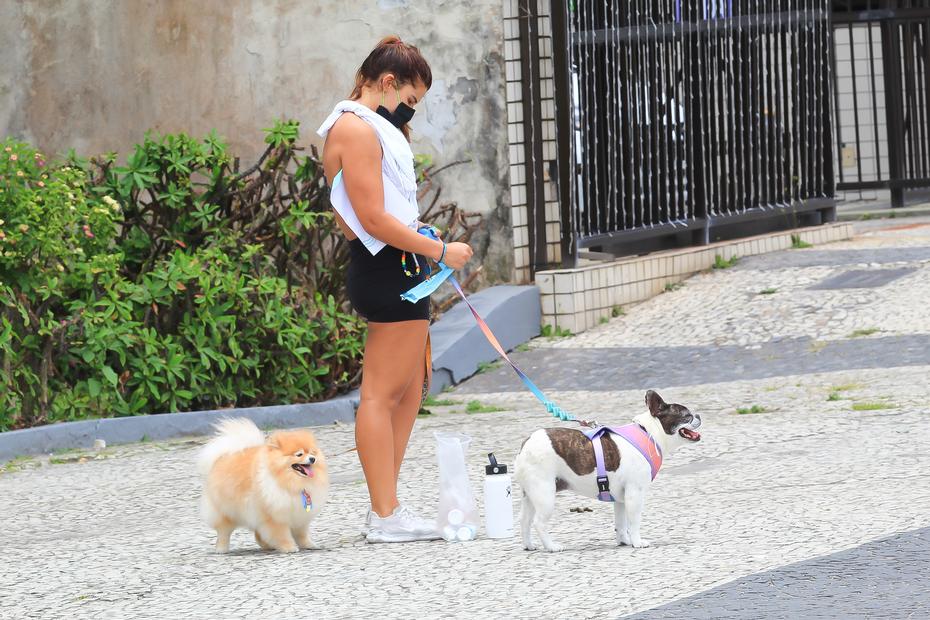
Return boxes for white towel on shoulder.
[317,100,420,255]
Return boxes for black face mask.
[376,87,416,129]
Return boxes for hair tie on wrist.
[438,242,446,264]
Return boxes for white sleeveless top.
[317,100,419,255]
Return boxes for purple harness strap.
[583,424,663,502]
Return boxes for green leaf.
[102,366,119,387]
[88,378,102,398]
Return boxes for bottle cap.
[485,452,508,475]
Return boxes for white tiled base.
[535,223,855,334]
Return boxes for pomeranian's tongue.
[301,464,314,477]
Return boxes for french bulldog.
[514,390,701,552]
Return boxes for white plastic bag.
[434,431,480,541]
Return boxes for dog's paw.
[300,541,323,551]
[631,538,651,549]
[543,542,565,553]
[276,544,300,553]
[523,541,537,551]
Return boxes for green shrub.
[1,122,480,431]
[0,125,368,430]
[1,141,125,428]
[1,124,479,431]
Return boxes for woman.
[317,36,473,543]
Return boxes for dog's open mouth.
[291,463,315,478]
[679,428,701,441]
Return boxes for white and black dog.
[514,390,701,552]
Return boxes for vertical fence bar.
[621,1,633,230]
[686,2,708,240]
[833,0,846,188]
[740,5,753,212]
[883,18,906,208]
[775,0,788,205]
[867,13,883,182]
[920,17,930,179]
[605,0,614,231]
[581,0,593,235]
[707,1,717,219]
[822,0,836,208]
[517,0,548,274]
[753,4,765,210]
[781,2,795,207]
[653,2,668,226]
[907,18,927,180]
[920,17,930,178]
[763,0,774,208]
[918,18,930,180]
[550,0,576,266]
[903,19,919,181]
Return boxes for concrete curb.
[837,202,930,222]
[429,285,541,393]
[0,391,359,463]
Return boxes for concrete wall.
[0,0,514,281]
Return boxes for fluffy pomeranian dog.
[198,418,329,553]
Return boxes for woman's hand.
[417,224,471,269]
[440,241,473,270]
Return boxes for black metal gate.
[833,1,930,208]
[537,1,836,266]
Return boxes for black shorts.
[347,238,431,322]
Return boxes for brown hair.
[350,35,432,140]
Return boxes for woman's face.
[380,74,428,113]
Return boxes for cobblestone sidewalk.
[2,219,929,619]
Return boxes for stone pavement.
[2,218,930,619]
[627,527,930,619]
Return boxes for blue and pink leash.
[402,226,665,500]
[402,226,598,428]
[401,227,665,500]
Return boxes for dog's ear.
[266,432,281,449]
[645,390,668,417]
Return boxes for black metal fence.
[833,0,930,207]
[544,1,836,265]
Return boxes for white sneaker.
[366,505,440,543]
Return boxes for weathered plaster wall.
[0,0,513,281]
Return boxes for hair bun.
[378,35,403,47]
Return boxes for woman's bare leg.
[355,319,429,517]
[391,336,428,482]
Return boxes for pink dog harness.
[584,424,663,502]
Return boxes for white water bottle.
[483,453,514,539]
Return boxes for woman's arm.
[336,116,444,260]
